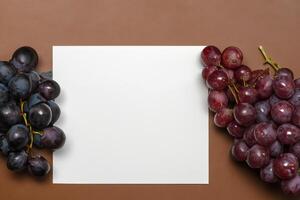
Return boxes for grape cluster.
[201,45,300,195]
[0,47,65,177]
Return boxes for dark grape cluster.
[0,46,65,177]
[201,45,300,195]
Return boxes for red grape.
[275,68,294,80]
[201,46,221,66]
[246,144,270,169]
[254,122,277,146]
[202,65,218,80]
[271,100,294,124]
[292,106,300,127]
[273,76,295,99]
[255,75,273,99]
[281,175,300,195]
[243,125,257,147]
[208,90,228,112]
[231,140,249,161]
[255,100,271,123]
[233,103,256,126]
[221,46,243,69]
[206,69,228,90]
[234,65,252,83]
[294,78,300,89]
[289,142,300,160]
[289,89,300,106]
[274,153,298,180]
[277,123,300,145]
[269,140,283,158]
[238,87,258,104]
[213,108,233,128]
[227,120,245,138]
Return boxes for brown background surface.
[0,0,300,199]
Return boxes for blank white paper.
[53,46,208,184]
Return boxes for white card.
[53,46,208,184]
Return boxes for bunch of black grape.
[0,46,65,177]
[202,45,300,195]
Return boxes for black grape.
[7,124,29,151]
[38,79,60,100]
[10,46,38,72]
[47,100,61,125]
[7,150,28,171]
[0,61,16,84]
[41,126,66,149]
[27,155,50,177]
[0,101,21,126]
[8,73,32,99]
[0,83,9,105]
[28,103,52,130]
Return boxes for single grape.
[274,153,298,180]
[47,101,61,125]
[289,142,300,160]
[255,100,271,123]
[0,61,16,84]
[255,75,273,99]
[7,150,28,171]
[28,103,52,130]
[292,106,300,127]
[260,160,279,183]
[233,103,256,126]
[202,65,218,80]
[27,155,51,177]
[201,46,221,66]
[281,175,300,196]
[271,100,294,124]
[227,120,245,138]
[41,126,66,149]
[277,123,300,145]
[0,137,11,156]
[8,73,32,99]
[0,83,9,105]
[38,79,60,100]
[295,78,300,89]
[213,108,233,128]
[289,89,300,106]
[231,140,249,161]
[273,76,295,99]
[208,90,228,113]
[10,46,38,72]
[0,101,21,126]
[234,65,252,83]
[269,94,281,105]
[7,124,29,151]
[221,46,243,69]
[253,122,277,146]
[246,144,270,169]
[206,70,228,90]
[243,125,257,146]
[269,140,283,158]
[275,68,294,80]
[238,87,258,104]
[26,70,40,92]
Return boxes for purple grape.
[208,90,228,112]
[277,123,300,145]
[28,155,51,177]
[289,142,300,160]
[7,124,29,151]
[233,103,256,126]
[274,153,298,180]
[227,120,245,138]
[29,103,52,130]
[231,140,249,161]
[213,108,233,128]
[269,94,281,105]
[271,100,294,124]
[273,76,295,99]
[275,68,294,80]
[255,75,273,99]
[253,122,277,146]
[269,140,283,158]
[202,65,218,80]
[201,46,221,66]
[47,101,61,125]
[0,101,21,126]
[289,89,300,107]
[281,175,300,195]
[260,160,279,183]
[0,83,9,105]
[255,100,271,123]
[41,126,66,150]
[246,144,270,169]
[9,46,38,72]
[38,79,61,100]
[7,150,28,171]
[8,73,32,99]
[0,61,16,84]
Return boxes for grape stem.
[258,46,280,71]
[228,85,239,104]
[19,100,42,153]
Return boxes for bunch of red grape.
[0,47,65,177]
[201,45,300,195]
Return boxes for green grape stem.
[258,46,280,72]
